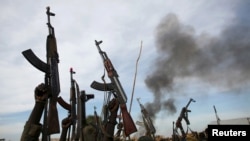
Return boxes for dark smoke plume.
[145,2,250,118]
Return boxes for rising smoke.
[145,3,250,118]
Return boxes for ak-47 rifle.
[175,98,195,140]
[137,98,156,140]
[57,68,83,141]
[22,6,60,139]
[93,40,137,137]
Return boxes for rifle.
[93,40,137,136]
[22,6,60,139]
[57,68,82,141]
[213,105,220,125]
[93,106,103,141]
[137,98,156,140]
[175,98,195,140]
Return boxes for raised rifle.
[213,105,220,125]
[22,6,60,139]
[93,40,137,136]
[175,98,195,140]
[57,68,82,141]
[75,81,83,141]
[137,98,156,140]
[93,106,103,141]
[70,68,77,140]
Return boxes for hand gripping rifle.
[22,7,60,137]
[137,98,156,140]
[175,98,195,140]
[93,40,137,136]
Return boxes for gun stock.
[120,104,137,136]
[47,96,60,134]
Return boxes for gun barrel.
[213,105,220,125]
[94,40,127,104]
[185,98,195,109]
[95,40,104,57]
[137,98,144,109]
[213,105,217,113]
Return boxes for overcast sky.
[1,0,250,140]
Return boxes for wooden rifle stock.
[120,104,137,136]
[47,95,60,134]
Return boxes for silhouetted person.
[21,83,48,141]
